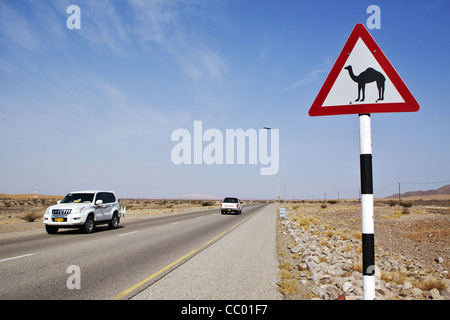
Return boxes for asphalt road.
[0,203,268,300]
[134,202,282,300]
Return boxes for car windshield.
[224,198,238,203]
[60,193,95,204]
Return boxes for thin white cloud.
[284,66,329,91]
[284,58,332,90]
[73,1,131,55]
[0,70,191,152]
[0,2,42,52]
[180,46,228,81]
[127,0,228,82]
[0,1,228,82]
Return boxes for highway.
[0,203,268,300]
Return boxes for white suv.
[43,190,122,234]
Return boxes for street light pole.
[264,126,286,212]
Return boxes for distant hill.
[386,184,450,199]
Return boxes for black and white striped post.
[359,113,375,300]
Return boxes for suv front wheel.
[81,215,95,234]
[45,225,59,234]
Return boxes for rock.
[328,265,345,276]
[310,255,320,264]
[341,262,352,272]
[352,286,363,296]
[297,263,307,271]
[310,270,321,284]
[403,281,413,290]
[342,282,353,293]
[430,288,444,300]
[280,215,447,301]
[311,286,328,300]
[322,284,340,300]
[302,254,313,263]
[318,261,328,272]
[290,245,301,254]
[411,287,423,298]
[307,260,317,271]
[440,290,450,299]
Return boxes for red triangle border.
[309,23,420,117]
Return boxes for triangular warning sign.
[309,23,419,116]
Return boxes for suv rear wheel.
[109,213,119,229]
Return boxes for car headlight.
[71,207,85,215]
[45,208,51,215]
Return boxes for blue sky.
[1,0,449,199]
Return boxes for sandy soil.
[276,198,449,299]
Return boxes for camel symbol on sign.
[344,65,385,102]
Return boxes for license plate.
[227,209,231,211]
[54,218,64,222]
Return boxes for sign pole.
[359,113,375,300]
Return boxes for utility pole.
[264,126,286,213]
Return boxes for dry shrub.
[381,271,407,285]
[398,201,413,208]
[21,210,42,222]
[278,279,298,296]
[417,277,447,291]
[278,262,299,295]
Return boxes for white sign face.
[323,38,404,107]
[279,207,286,218]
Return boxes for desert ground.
[276,198,449,299]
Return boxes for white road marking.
[0,253,36,263]
[117,231,139,237]
[170,221,180,225]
